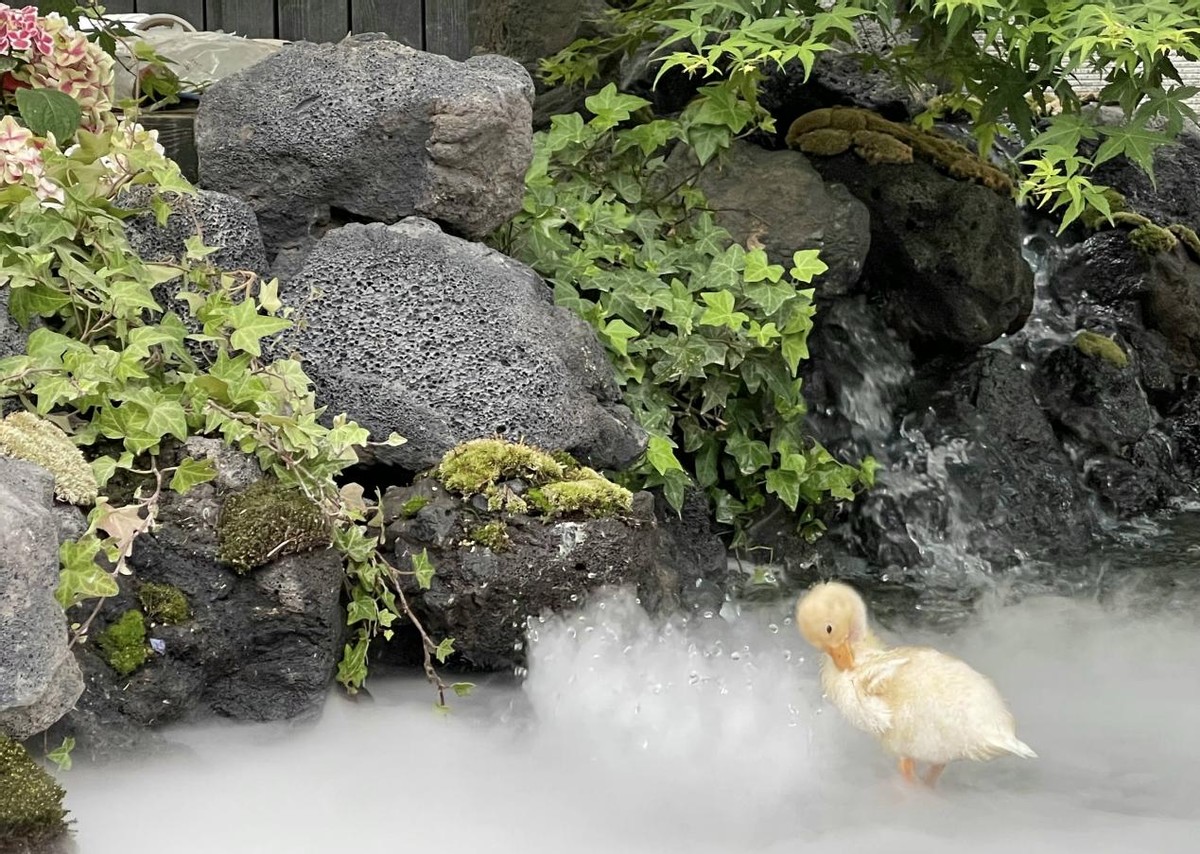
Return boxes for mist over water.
[63,546,1200,854]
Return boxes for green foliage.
[466,520,511,552]
[435,437,565,495]
[13,87,82,143]
[217,479,331,573]
[96,609,148,676]
[495,86,872,536]
[0,735,68,851]
[0,30,454,701]
[136,581,190,625]
[1075,330,1129,368]
[544,0,1200,231]
[398,495,431,518]
[0,410,98,505]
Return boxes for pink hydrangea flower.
[0,114,65,207]
[0,4,53,55]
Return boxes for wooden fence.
[92,1,473,60]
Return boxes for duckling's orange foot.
[922,764,946,788]
[898,757,917,784]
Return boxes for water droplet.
[768,623,779,633]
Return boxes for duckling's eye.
[825,624,833,634]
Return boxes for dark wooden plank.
[278,0,350,44]
[351,0,422,48]
[425,0,473,60]
[205,0,276,38]
[140,0,205,28]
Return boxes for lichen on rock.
[435,438,565,496]
[97,610,148,677]
[0,411,97,506]
[0,735,68,852]
[216,480,331,573]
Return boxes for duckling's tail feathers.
[999,734,1038,759]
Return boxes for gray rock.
[123,186,269,277]
[688,141,869,295]
[47,466,343,759]
[1090,134,1200,233]
[0,459,84,739]
[195,34,535,262]
[812,155,1033,350]
[272,218,646,472]
[384,483,727,670]
[0,285,31,361]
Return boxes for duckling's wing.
[857,652,909,695]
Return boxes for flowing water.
[61,513,1200,853]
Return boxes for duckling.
[795,580,1036,787]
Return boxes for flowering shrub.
[0,114,62,205]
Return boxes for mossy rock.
[786,105,1015,196]
[217,479,331,573]
[1075,331,1129,368]
[0,735,68,852]
[398,495,431,519]
[527,467,634,518]
[97,610,149,677]
[137,582,190,625]
[1128,223,1178,255]
[434,438,565,496]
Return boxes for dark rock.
[196,35,534,261]
[1145,246,1200,373]
[688,140,870,295]
[1084,450,1173,519]
[902,350,1094,562]
[812,155,1033,350]
[48,466,343,759]
[272,218,646,472]
[1033,342,1156,454]
[385,486,727,670]
[1090,134,1200,233]
[1163,389,1200,478]
[0,460,83,740]
[0,287,30,361]
[122,186,269,277]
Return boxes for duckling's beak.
[827,641,855,671]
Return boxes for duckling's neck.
[856,628,886,652]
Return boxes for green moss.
[1080,188,1128,229]
[434,438,565,496]
[467,521,511,552]
[398,495,431,519]
[0,411,98,505]
[1169,223,1200,258]
[217,479,330,573]
[1128,223,1178,255]
[1075,331,1129,368]
[0,735,68,851]
[793,127,852,157]
[137,582,190,625]
[526,467,634,518]
[97,610,148,676]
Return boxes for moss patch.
[435,438,565,495]
[217,479,330,573]
[527,467,634,518]
[137,582,190,625]
[1075,331,1129,368]
[1128,223,1178,255]
[466,521,511,552]
[0,735,68,851]
[0,411,98,506]
[785,106,1015,195]
[435,439,633,521]
[97,610,148,677]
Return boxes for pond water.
[62,512,1200,854]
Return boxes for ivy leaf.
[645,434,686,475]
[781,332,811,375]
[169,456,217,494]
[47,737,75,772]
[602,318,640,357]
[766,468,801,511]
[698,290,750,330]
[435,637,456,663]
[14,87,83,143]
[227,299,292,357]
[789,250,828,283]
[412,549,435,590]
[451,681,476,697]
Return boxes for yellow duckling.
[795,580,1036,787]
